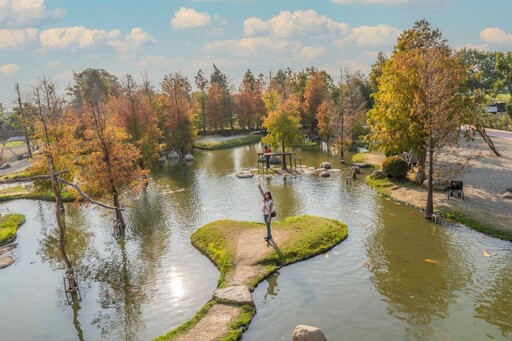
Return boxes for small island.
[155,215,348,341]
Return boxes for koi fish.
[483,251,490,257]
[424,259,439,265]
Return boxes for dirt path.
[175,304,242,341]
[226,229,293,286]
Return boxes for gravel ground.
[390,134,512,234]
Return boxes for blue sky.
[1,0,511,109]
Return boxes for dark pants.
[265,156,270,170]
[264,214,272,239]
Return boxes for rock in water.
[156,157,166,164]
[292,325,327,341]
[350,166,361,174]
[320,162,332,169]
[213,285,253,305]
[167,151,179,159]
[371,170,385,179]
[0,243,18,255]
[184,154,194,161]
[502,191,512,199]
[320,171,330,178]
[0,256,15,269]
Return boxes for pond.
[0,143,511,340]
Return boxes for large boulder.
[350,166,361,174]
[184,154,194,161]
[156,157,166,164]
[0,256,15,269]
[292,325,327,341]
[371,170,385,179]
[320,162,331,170]
[422,179,450,191]
[213,285,253,305]
[0,243,17,255]
[320,171,330,178]
[167,151,180,159]
[269,155,282,164]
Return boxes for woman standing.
[258,178,273,241]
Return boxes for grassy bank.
[194,135,262,150]
[365,175,512,241]
[155,215,348,341]
[192,215,348,288]
[0,185,76,203]
[0,214,26,245]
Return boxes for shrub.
[382,155,408,179]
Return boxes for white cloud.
[170,7,212,30]
[0,28,38,49]
[480,27,512,45]
[47,61,60,67]
[0,0,65,27]
[205,37,302,58]
[336,24,401,47]
[108,27,157,53]
[39,26,120,49]
[244,10,348,38]
[331,0,446,7]
[0,63,20,74]
[299,46,327,62]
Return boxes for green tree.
[262,96,302,170]
[194,69,209,133]
[495,51,512,115]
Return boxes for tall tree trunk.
[425,135,434,219]
[415,152,426,184]
[15,84,32,158]
[478,128,502,157]
[113,191,126,229]
[201,97,206,133]
[281,140,287,170]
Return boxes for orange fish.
[483,251,490,257]
[424,259,438,265]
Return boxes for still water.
[0,143,511,341]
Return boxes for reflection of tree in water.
[37,204,97,277]
[92,189,169,340]
[365,206,471,339]
[474,256,512,338]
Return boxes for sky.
[1,0,512,110]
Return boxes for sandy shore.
[362,134,512,237]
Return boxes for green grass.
[5,141,26,148]
[0,213,26,245]
[352,152,367,163]
[194,135,262,150]
[0,188,76,203]
[365,175,395,196]
[191,215,348,289]
[156,215,347,341]
[291,140,319,148]
[441,209,512,241]
[154,301,215,341]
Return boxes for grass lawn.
[194,135,262,150]
[0,214,26,245]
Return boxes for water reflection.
[264,271,280,299]
[365,202,472,339]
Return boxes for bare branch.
[0,170,69,184]
[56,177,123,211]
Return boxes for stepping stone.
[213,285,253,305]
[0,256,15,269]
[236,173,254,179]
[0,243,17,255]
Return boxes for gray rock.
[352,162,371,168]
[350,166,361,174]
[269,155,282,164]
[236,172,254,179]
[184,154,194,161]
[0,256,15,269]
[213,285,253,305]
[502,191,512,199]
[320,171,330,178]
[371,170,385,179]
[0,243,17,255]
[292,325,327,341]
[156,157,166,164]
[422,179,450,191]
[167,151,180,159]
[0,163,11,170]
[320,162,332,169]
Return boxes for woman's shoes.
[264,236,272,241]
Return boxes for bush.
[382,156,408,179]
